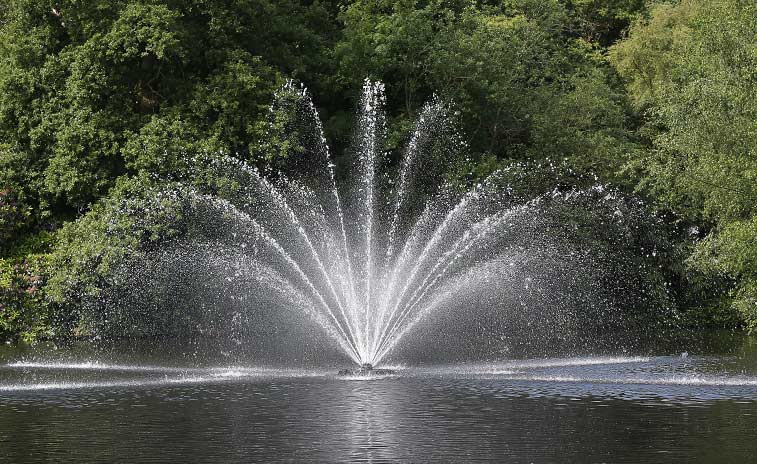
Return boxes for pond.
[1,336,757,463]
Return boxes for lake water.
[2,337,757,463]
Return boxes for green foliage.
[610,0,757,328]
[46,171,260,337]
[0,231,56,342]
[0,0,333,220]
[689,216,757,329]
[47,176,189,307]
[565,0,645,46]
[334,0,638,183]
[0,186,31,250]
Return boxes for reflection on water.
[2,343,757,462]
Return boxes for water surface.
[2,339,757,463]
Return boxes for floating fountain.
[81,79,669,371]
[338,363,395,376]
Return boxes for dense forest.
[0,0,754,342]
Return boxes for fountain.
[79,79,669,371]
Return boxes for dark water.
[2,339,757,463]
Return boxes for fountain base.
[338,363,396,376]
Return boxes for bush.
[0,187,31,252]
[0,232,56,342]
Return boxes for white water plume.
[94,79,670,366]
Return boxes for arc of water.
[383,101,437,266]
[253,221,362,364]
[373,293,454,365]
[373,205,532,363]
[372,226,478,363]
[224,256,360,363]
[374,290,456,365]
[376,254,527,364]
[210,83,367,362]
[370,187,483,357]
[372,168,514,356]
[233,162,362,354]
[299,87,360,332]
[198,192,362,364]
[392,209,516,324]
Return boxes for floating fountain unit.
[338,363,396,376]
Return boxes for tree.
[334,0,639,184]
[0,0,336,227]
[610,0,757,328]
[564,0,645,46]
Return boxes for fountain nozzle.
[338,362,395,376]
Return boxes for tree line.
[0,0,754,341]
